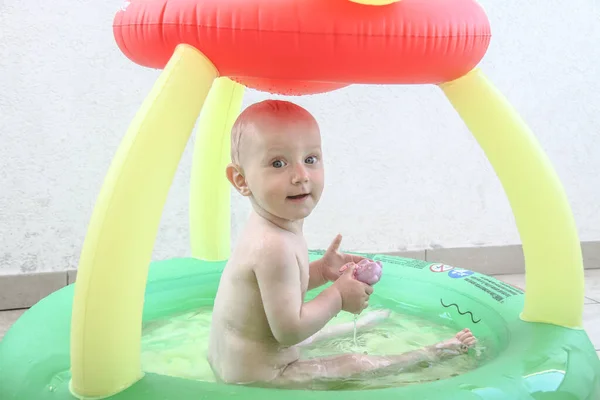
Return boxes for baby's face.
[241,117,324,222]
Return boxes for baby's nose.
[292,165,309,183]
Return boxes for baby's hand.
[333,263,373,314]
[340,259,383,286]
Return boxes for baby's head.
[226,100,324,223]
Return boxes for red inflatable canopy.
[113,0,491,95]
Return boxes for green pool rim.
[0,252,598,399]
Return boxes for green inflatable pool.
[1,252,599,399]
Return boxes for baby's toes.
[458,330,477,348]
[455,328,469,340]
[458,329,475,341]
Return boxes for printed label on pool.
[448,269,474,279]
[429,263,455,273]
[463,275,524,303]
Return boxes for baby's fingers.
[339,262,356,273]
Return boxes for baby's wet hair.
[230,100,316,164]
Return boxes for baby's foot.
[432,328,477,359]
[356,309,391,329]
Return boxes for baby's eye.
[305,156,318,165]
[272,160,286,168]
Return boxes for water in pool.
[141,306,489,390]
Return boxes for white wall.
[1,1,599,274]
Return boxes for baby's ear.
[226,163,251,196]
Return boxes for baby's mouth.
[287,193,310,200]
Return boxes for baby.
[207,100,476,388]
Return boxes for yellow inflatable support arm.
[190,78,244,261]
[70,44,218,399]
[440,68,584,329]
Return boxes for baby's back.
[208,228,301,384]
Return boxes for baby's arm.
[254,244,342,347]
[307,258,329,290]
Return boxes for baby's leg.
[274,329,476,389]
[297,309,391,347]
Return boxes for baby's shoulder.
[245,231,297,270]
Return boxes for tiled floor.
[2,271,600,359]
[0,308,25,340]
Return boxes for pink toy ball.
[354,259,383,286]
